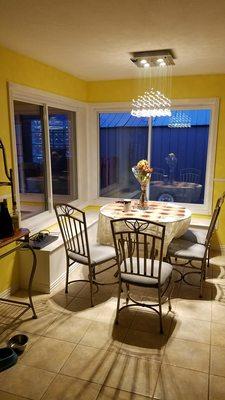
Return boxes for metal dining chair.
[180,168,201,184]
[111,218,173,334]
[167,192,225,297]
[55,203,116,306]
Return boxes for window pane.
[150,109,211,204]
[99,112,148,198]
[14,101,47,220]
[48,107,77,203]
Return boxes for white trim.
[213,245,225,256]
[8,82,88,231]
[49,263,78,293]
[87,98,219,215]
[8,82,86,110]
[0,283,19,298]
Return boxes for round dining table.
[97,200,191,255]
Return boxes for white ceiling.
[0,0,225,81]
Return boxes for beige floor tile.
[155,364,208,400]
[211,301,225,324]
[95,298,136,327]
[0,364,55,400]
[21,336,75,372]
[11,307,60,335]
[44,313,92,342]
[120,329,166,360]
[170,316,211,343]
[175,299,211,321]
[211,322,225,347]
[209,374,225,400]
[0,302,28,325]
[0,392,30,400]
[103,353,160,397]
[211,346,225,377]
[80,320,128,351]
[130,310,173,336]
[97,385,153,399]
[211,284,225,302]
[42,374,101,400]
[58,281,87,297]
[163,337,210,373]
[66,297,102,320]
[47,293,74,311]
[60,344,117,384]
[77,283,115,301]
[179,284,212,300]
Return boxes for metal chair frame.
[180,168,201,184]
[168,192,225,297]
[55,203,117,306]
[111,218,173,334]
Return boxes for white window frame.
[9,82,88,232]
[87,98,219,215]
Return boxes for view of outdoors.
[14,101,77,219]
[99,110,211,204]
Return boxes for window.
[99,112,148,198]
[150,109,211,204]
[98,101,218,212]
[14,101,48,219]
[13,100,77,221]
[48,107,77,203]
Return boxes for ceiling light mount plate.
[130,49,175,68]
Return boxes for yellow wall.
[0,44,225,293]
[87,75,225,247]
[0,45,87,293]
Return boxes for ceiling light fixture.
[130,49,175,118]
[168,110,192,128]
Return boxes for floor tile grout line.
[39,372,60,400]
[0,388,33,400]
[96,384,153,399]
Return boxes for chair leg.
[65,258,69,294]
[199,260,206,298]
[116,280,122,324]
[125,283,129,305]
[89,266,94,307]
[158,287,164,334]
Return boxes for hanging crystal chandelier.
[131,88,171,118]
[168,110,191,128]
[130,50,175,118]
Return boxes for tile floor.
[0,261,225,400]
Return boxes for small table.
[0,229,37,320]
[150,181,202,203]
[97,201,191,255]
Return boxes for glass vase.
[139,184,148,209]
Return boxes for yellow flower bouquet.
[132,160,153,209]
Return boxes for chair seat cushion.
[167,238,206,260]
[68,243,116,266]
[178,228,207,245]
[120,258,173,287]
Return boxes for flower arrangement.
[132,160,153,209]
[135,159,153,183]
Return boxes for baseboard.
[50,263,79,293]
[0,283,19,299]
[213,245,225,255]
